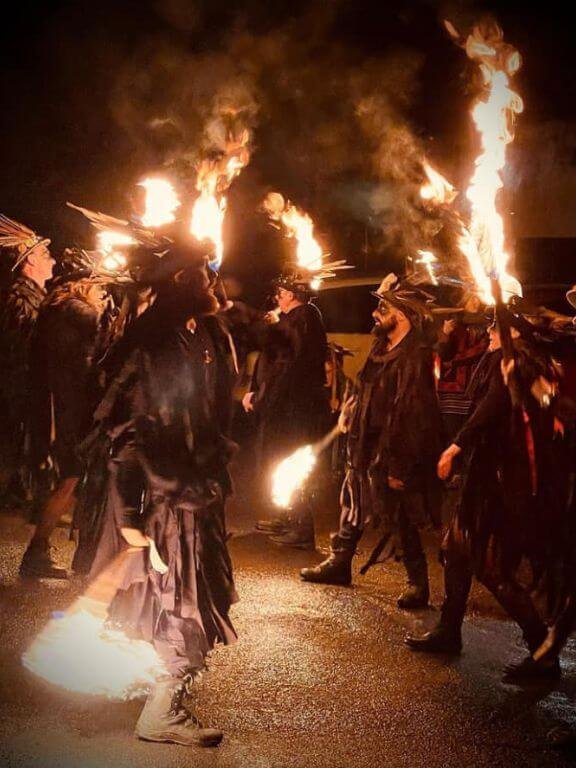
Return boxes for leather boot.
[397,583,430,610]
[405,622,462,654]
[502,655,561,683]
[135,677,223,747]
[398,557,430,610]
[270,510,315,550]
[300,534,353,585]
[255,513,290,534]
[19,540,68,580]
[270,527,315,550]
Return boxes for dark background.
[1,0,574,303]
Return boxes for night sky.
[1,0,574,296]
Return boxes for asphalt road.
[1,480,576,768]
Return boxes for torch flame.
[97,230,136,253]
[271,445,317,508]
[190,132,251,269]
[139,178,180,228]
[23,607,166,700]
[263,193,324,272]
[96,231,134,275]
[101,252,128,272]
[420,161,457,206]
[459,22,523,303]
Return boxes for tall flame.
[460,22,523,302]
[263,193,324,272]
[271,445,317,509]
[190,131,251,269]
[139,178,180,228]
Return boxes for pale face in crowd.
[275,287,296,314]
[24,241,55,285]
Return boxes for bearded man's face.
[372,301,399,337]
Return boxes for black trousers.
[337,482,428,586]
[439,520,547,652]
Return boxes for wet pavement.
[1,482,576,768]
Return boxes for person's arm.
[438,354,509,480]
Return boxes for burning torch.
[271,390,355,509]
[22,539,168,700]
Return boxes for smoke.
[107,1,447,272]
[111,39,259,181]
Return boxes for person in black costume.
[406,314,560,676]
[0,215,54,508]
[19,255,117,578]
[243,271,329,549]
[301,275,443,609]
[88,247,237,747]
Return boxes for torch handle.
[312,424,342,456]
[491,277,521,406]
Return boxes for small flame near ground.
[22,608,166,700]
[272,445,317,508]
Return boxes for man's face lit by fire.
[372,300,403,337]
[275,287,295,314]
[26,241,55,283]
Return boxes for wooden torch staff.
[491,276,521,407]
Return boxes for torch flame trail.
[22,550,166,700]
[272,445,317,509]
[271,425,342,509]
[22,609,166,700]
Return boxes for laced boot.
[135,676,223,747]
[19,539,68,580]
[300,534,353,585]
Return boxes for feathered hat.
[372,273,437,326]
[0,214,51,271]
